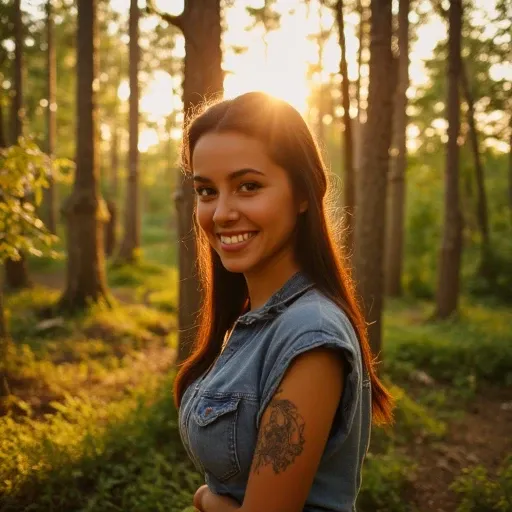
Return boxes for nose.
[212,193,240,225]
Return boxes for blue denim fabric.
[179,271,372,512]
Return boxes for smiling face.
[192,131,307,280]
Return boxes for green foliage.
[451,455,512,512]
[384,299,512,388]
[0,376,202,512]
[358,451,415,512]
[0,138,61,262]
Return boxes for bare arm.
[197,347,344,512]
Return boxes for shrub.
[358,450,415,512]
[451,455,512,511]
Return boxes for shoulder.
[273,287,360,354]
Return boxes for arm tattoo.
[252,388,306,475]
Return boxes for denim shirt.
[178,271,372,512]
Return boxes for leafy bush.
[0,375,202,512]
[358,450,415,512]
[384,301,512,387]
[451,455,512,511]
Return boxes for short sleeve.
[257,310,363,448]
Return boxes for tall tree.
[117,0,140,262]
[150,1,223,362]
[435,0,463,319]
[460,59,492,278]
[385,0,410,296]
[5,0,31,290]
[353,0,393,354]
[44,0,57,234]
[59,0,110,310]
[509,114,512,220]
[334,0,355,251]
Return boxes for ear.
[299,199,308,213]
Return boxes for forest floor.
[1,260,511,511]
[405,386,512,511]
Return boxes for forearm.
[194,485,242,512]
[202,492,241,512]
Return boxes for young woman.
[175,91,394,512]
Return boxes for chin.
[217,254,259,275]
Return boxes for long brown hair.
[174,92,394,425]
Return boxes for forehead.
[192,131,272,175]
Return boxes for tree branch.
[146,0,184,31]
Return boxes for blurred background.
[0,0,511,510]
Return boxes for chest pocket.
[190,395,241,482]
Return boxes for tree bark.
[110,123,119,203]
[356,0,365,122]
[118,0,140,262]
[385,0,409,297]
[435,0,463,319]
[44,0,57,234]
[59,0,110,311]
[0,271,10,399]
[460,58,492,278]
[6,0,31,290]
[167,0,223,362]
[353,0,393,354]
[104,198,117,258]
[508,116,512,223]
[336,0,355,252]
[0,96,5,148]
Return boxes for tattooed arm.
[241,347,344,512]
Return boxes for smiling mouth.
[216,231,258,251]
[218,232,257,245]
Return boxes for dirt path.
[407,388,512,511]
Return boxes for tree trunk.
[460,58,492,278]
[167,0,223,362]
[118,0,140,262]
[336,0,355,252]
[353,0,393,355]
[385,0,409,297]
[356,0,365,122]
[0,271,10,399]
[6,0,31,290]
[0,97,5,148]
[104,198,117,258]
[44,0,57,234]
[59,0,110,311]
[353,0,367,204]
[13,0,23,141]
[435,0,463,319]
[508,116,512,223]
[111,123,119,203]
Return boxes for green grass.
[383,298,512,389]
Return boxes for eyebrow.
[193,168,265,183]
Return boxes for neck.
[244,251,301,311]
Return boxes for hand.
[193,484,210,512]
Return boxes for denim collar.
[237,271,314,325]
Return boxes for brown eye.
[195,187,216,198]
[239,182,261,193]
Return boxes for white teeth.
[220,232,255,245]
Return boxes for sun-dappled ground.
[1,213,511,511]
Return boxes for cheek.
[196,203,214,233]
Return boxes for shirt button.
[204,407,213,416]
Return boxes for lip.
[217,231,258,253]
